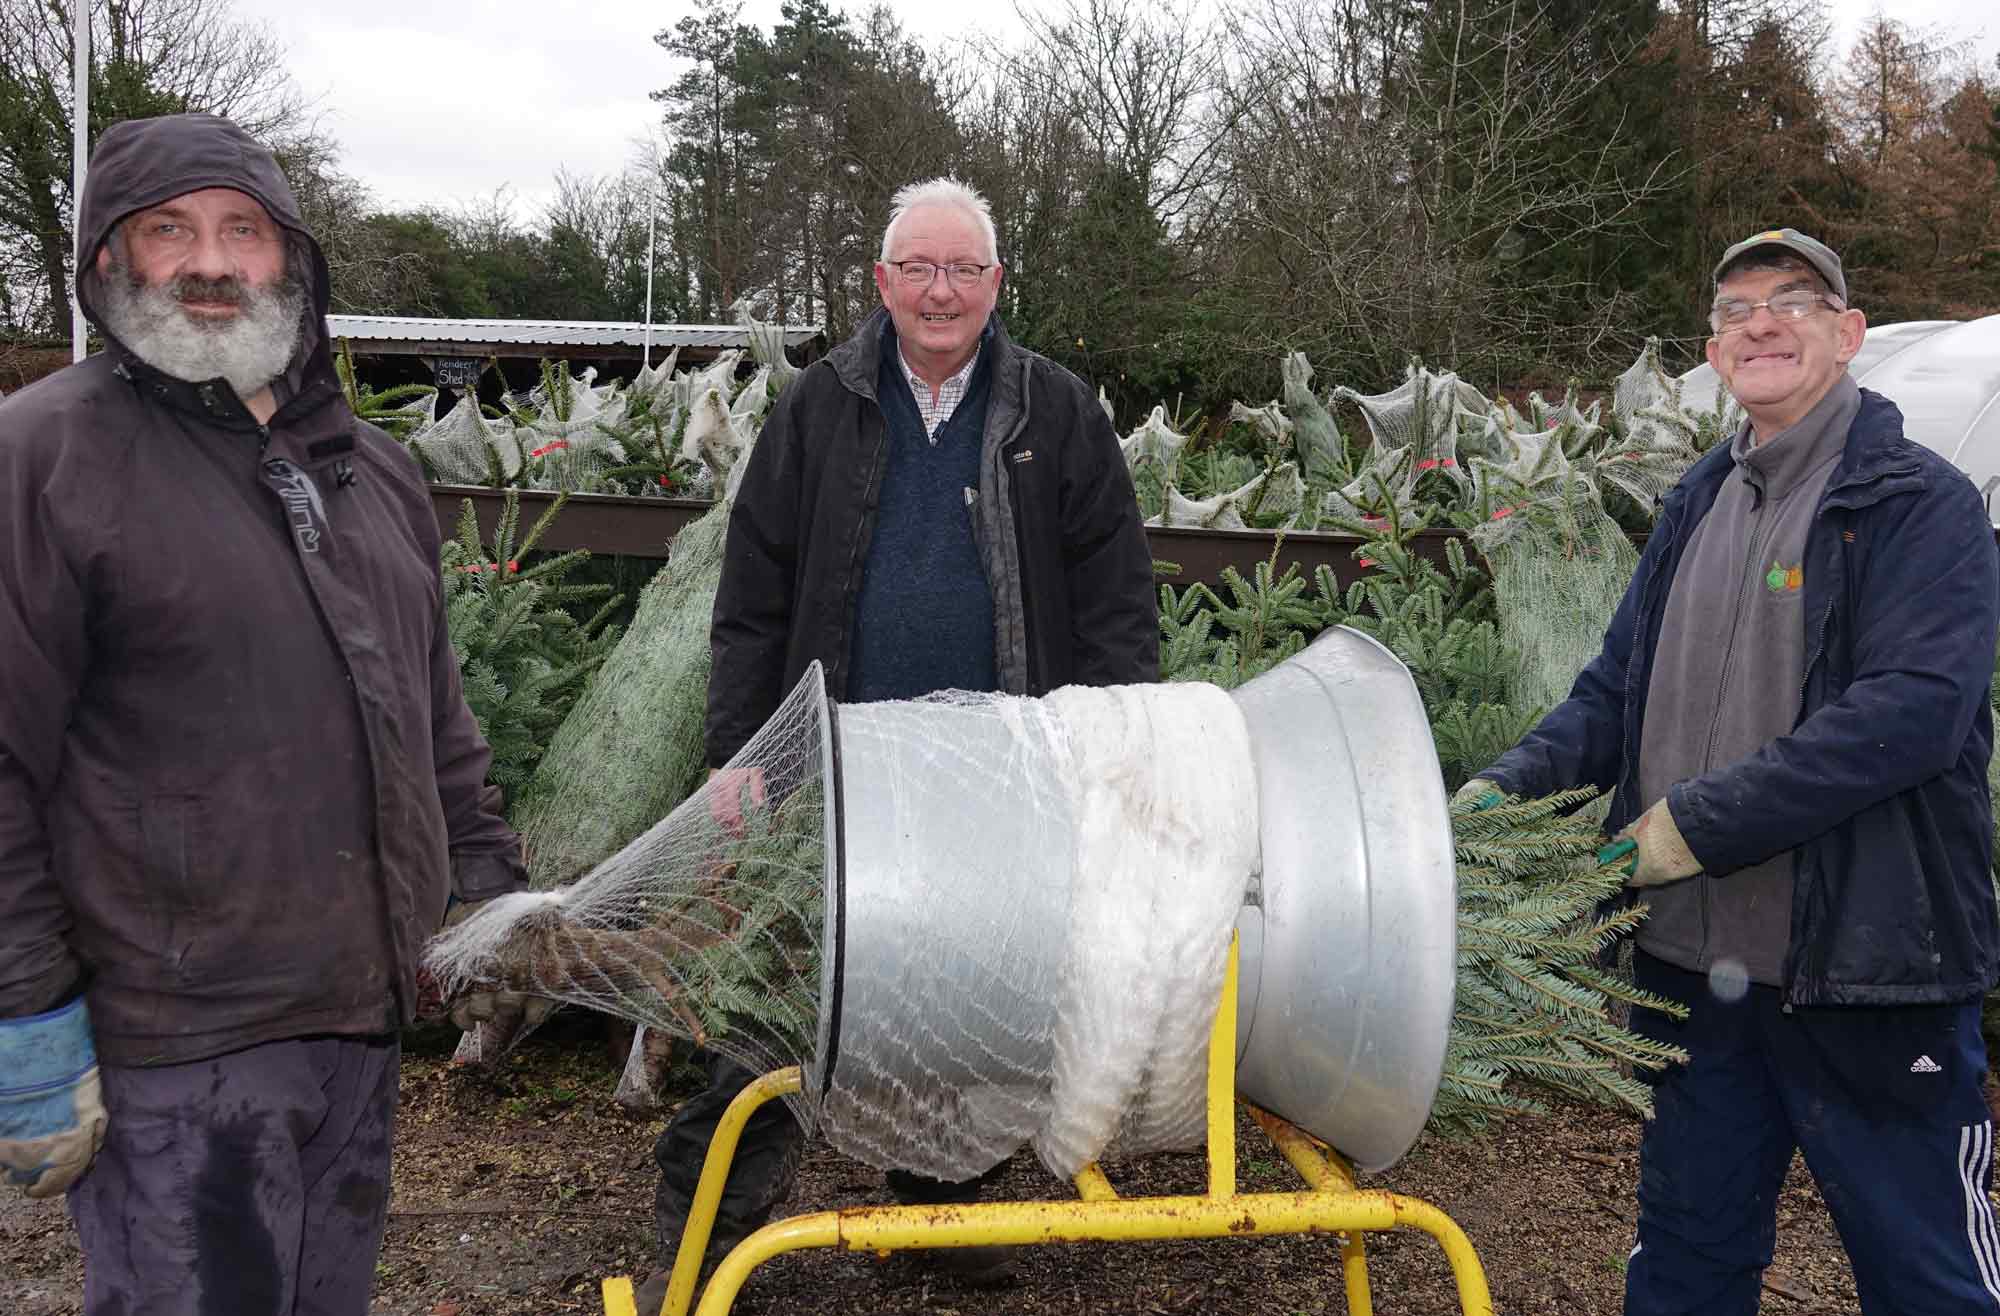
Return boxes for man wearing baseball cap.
[1459,228,2000,1312]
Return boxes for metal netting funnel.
[813,695,1076,1176]
[1227,627,1457,1172]
[429,638,1452,1182]
[814,627,1456,1179]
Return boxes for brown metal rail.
[427,484,1477,594]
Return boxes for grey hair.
[1715,253,1843,307]
[879,178,999,265]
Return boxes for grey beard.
[97,262,306,403]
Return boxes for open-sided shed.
[324,315,825,394]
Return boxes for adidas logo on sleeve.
[1911,1055,1943,1074]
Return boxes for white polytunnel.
[1679,315,2000,523]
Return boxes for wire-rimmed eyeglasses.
[1709,289,1843,335]
[884,260,995,289]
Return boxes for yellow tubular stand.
[604,937,1495,1316]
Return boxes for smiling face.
[1705,261,1866,441]
[873,202,1001,386]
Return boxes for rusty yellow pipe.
[1391,1195,1496,1316]
[837,1189,1399,1251]
[1248,1105,1354,1194]
[693,1213,842,1316]
[657,1066,803,1316]
[1244,1105,1372,1312]
[1073,1165,1118,1202]
[1206,935,1238,1199]
[688,1189,1462,1316]
[600,1275,637,1316]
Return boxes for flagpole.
[71,0,90,362]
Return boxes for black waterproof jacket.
[706,310,1158,764]
[0,114,523,1064]
[1483,389,1999,1006]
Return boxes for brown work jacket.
[0,113,522,1064]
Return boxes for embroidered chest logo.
[1764,560,1803,594]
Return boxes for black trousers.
[652,1051,1005,1261]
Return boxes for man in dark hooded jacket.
[0,113,525,1315]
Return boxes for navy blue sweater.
[846,339,998,702]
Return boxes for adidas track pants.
[1623,950,2000,1315]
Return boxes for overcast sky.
[228,0,1997,220]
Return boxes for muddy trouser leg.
[67,1034,399,1316]
[653,1051,804,1266]
[883,1162,1008,1206]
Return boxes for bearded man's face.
[94,187,305,403]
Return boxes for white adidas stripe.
[1974,1123,2000,1304]
[1957,1121,2000,1306]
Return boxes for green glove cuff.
[1453,777,1504,811]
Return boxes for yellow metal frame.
[605,939,1493,1316]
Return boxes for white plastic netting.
[824,680,1257,1179]
[427,671,1260,1181]
[1465,347,1702,716]
[1152,461,1305,529]
[508,504,729,889]
[432,668,832,1103]
[400,321,794,496]
[412,393,527,484]
[1279,352,1344,482]
[1320,363,1486,525]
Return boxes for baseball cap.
[1712,228,1846,302]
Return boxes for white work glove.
[1601,797,1703,889]
[0,997,109,1199]
[443,899,558,1038]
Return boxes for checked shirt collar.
[898,345,982,443]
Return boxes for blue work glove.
[0,997,109,1199]
[1599,798,1701,889]
[1452,777,1504,811]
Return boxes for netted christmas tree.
[395,311,797,497]
[507,504,728,889]
[509,350,783,890]
[334,338,438,440]
[438,492,623,803]
[464,345,790,1081]
[1460,365,1699,718]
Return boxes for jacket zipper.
[996,363,1036,692]
[1773,459,1911,1008]
[1619,500,1679,812]
[1780,530,1840,1012]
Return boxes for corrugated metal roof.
[323,315,821,349]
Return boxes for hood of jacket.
[76,113,336,415]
